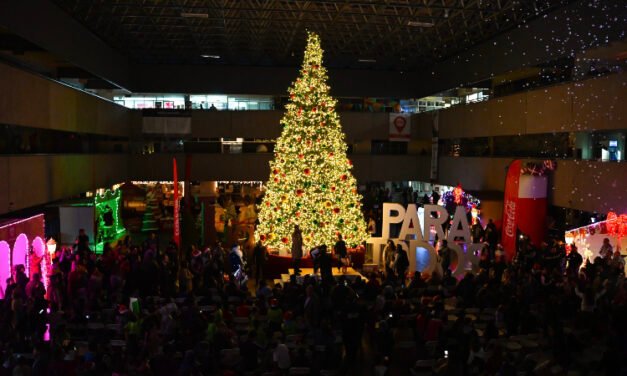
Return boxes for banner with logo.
[501,160,521,260]
[389,113,411,141]
[173,158,180,247]
[517,174,548,249]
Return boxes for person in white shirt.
[273,337,291,373]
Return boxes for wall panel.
[437,73,625,139]
[231,111,282,139]
[488,94,526,136]
[0,62,130,137]
[552,160,626,213]
[526,84,572,134]
[438,157,512,192]
[0,154,128,215]
[190,111,233,138]
[0,158,8,213]
[572,76,611,131]
[0,63,49,129]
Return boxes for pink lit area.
[0,241,9,299]
[32,237,49,291]
[12,233,29,272]
[32,236,45,258]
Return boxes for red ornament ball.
[333,208,340,214]
[298,154,304,159]
[266,202,271,207]
[295,212,301,217]
[274,177,279,183]
[296,189,304,196]
[329,152,334,157]
[304,168,311,175]
[260,234,266,241]
[273,169,279,175]
[281,237,289,244]
[347,159,353,166]
[331,186,336,192]
[341,174,347,181]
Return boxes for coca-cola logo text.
[504,200,516,237]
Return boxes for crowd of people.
[0,219,625,375]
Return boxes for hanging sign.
[389,113,411,141]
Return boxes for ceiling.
[51,0,576,71]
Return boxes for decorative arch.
[12,233,29,275]
[32,237,45,258]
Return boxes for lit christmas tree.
[255,32,367,251]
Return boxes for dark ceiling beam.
[0,34,44,52]
[0,0,130,90]
[130,63,409,97]
[56,66,95,79]
[130,0,626,98]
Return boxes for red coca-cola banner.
[502,160,521,260]
[517,175,548,249]
[173,158,180,247]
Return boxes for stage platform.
[274,267,368,285]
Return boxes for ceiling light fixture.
[407,21,434,27]
[358,59,377,63]
[181,12,209,18]
[201,54,221,59]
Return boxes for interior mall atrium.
[0,1,625,375]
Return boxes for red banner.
[173,158,180,247]
[502,160,521,260]
[517,175,548,249]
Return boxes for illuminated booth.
[565,212,626,264]
[0,214,48,298]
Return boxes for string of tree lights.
[255,32,368,251]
